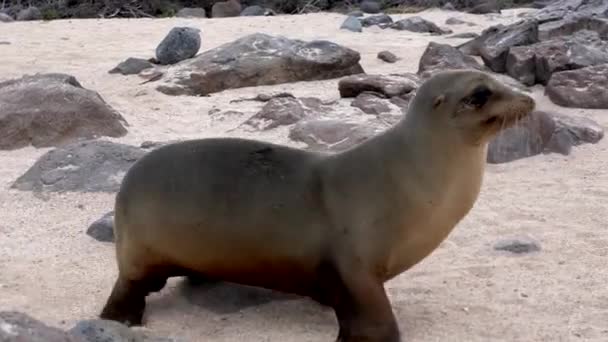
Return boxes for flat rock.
[487,111,604,163]
[176,7,207,18]
[478,20,540,73]
[156,33,364,96]
[507,30,608,86]
[494,237,541,254]
[16,7,41,21]
[0,311,80,342]
[12,140,145,193]
[546,63,608,108]
[244,96,331,130]
[390,16,452,35]
[0,12,14,22]
[360,14,393,28]
[289,119,383,152]
[86,211,115,242]
[0,73,128,150]
[338,73,419,98]
[109,57,155,75]
[341,15,362,32]
[377,50,398,63]
[155,26,201,65]
[360,1,381,14]
[351,92,392,115]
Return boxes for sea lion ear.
[433,94,445,109]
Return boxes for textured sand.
[1,8,607,342]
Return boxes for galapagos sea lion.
[99,70,535,341]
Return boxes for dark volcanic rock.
[86,211,115,242]
[109,57,154,75]
[390,16,452,35]
[457,24,506,56]
[539,14,608,40]
[360,1,381,14]
[546,63,608,108]
[12,140,145,193]
[0,311,80,342]
[244,96,331,130]
[341,15,362,32]
[155,27,201,65]
[417,41,484,78]
[289,119,382,152]
[338,73,419,98]
[533,0,608,23]
[360,14,393,28]
[351,93,392,115]
[0,73,128,150]
[506,30,608,86]
[377,50,398,63]
[478,20,539,73]
[449,32,479,39]
[156,33,364,96]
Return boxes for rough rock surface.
[360,14,393,28]
[109,57,155,75]
[244,96,331,130]
[0,73,128,150]
[289,119,383,152]
[545,63,608,108]
[176,7,207,18]
[390,16,452,35]
[351,92,392,115]
[538,14,608,40]
[12,140,145,193]
[506,30,608,86]
[457,24,506,56]
[69,319,178,342]
[338,73,419,98]
[533,0,608,23]
[86,211,115,242]
[155,27,201,65]
[341,15,362,32]
[487,111,604,163]
[417,41,484,78]
[377,50,398,63]
[156,33,364,96]
[478,20,540,73]
[0,311,80,342]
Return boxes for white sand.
[1,8,607,342]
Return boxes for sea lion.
[99,69,535,341]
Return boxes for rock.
[348,10,364,17]
[487,111,604,163]
[155,27,201,65]
[157,33,364,96]
[351,93,392,115]
[0,12,14,22]
[360,14,393,28]
[468,1,501,14]
[494,237,541,254]
[240,5,267,16]
[538,14,608,40]
[108,57,154,75]
[546,63,608,108]
[338,73,420,98]
[341,16,362,32]
[244,96,330,130]
[16,7,42,21]
[360,1,381,14]
[390,16,452,35]
[377,50,398,63]
[0,41,10,45]
[12,140,146,193]
[417,41,485,78]
[449,32,479,39]
[86,211,115,242]
[478,20,540,73]
[0,311,80,342]
[69,319,177,342]
[289,119,382,152]
[442,2,456,11]
[212,0,242,17]
[445,17,473,26]
[457,24,506,56]
[0,73,128,150]
[506,30,608,86]
[533,0,608,23]
[176,7,207,18]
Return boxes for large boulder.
[538,14,608,40]
[488,111,604,163]
[0,73,128,150]
[390,17,452,35]
[338,73,419,98]
[533,0,608,23]
[155,27,201,65]
[478,20,539,73]
[12,140,145,193]
[545,63,608,108]
[156,33,364,96]
[506,30,608,86]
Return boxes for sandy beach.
[1,7,607,342]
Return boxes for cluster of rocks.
[340,12,453,35]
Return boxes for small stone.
[494,237,541,254]
[155,27,201,65]
[377,50,398,63]
[341,16,362,33]
[86,211,115,242]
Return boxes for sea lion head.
[408,69,536,146]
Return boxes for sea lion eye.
[463,85,493,108]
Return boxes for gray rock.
[390,16,452,35]
[289,119,383,152]
[538,13,608,40]
[468,1,501,14]
[445,17,474,26]
[478,20,540,73]
[377,50,398,63]
[0,12,14,22]
[351,92,392,115]
[0,311,80,342]
[360,14,393,28]
[244,96,330,130]
[69,319,177,342]
[156,33,364,96]
[155,27,201,65]
[109,57,154,75]
[360,1,381,14]
[506,30,608,86]
[448,32,479,39]
[12,140,146,193]
[212,0,242,17]
[86,211,115,242]
[341,15,362,32]
[338,73,420,98]
[494,237,541,254]
[16,7,42,21]
[457,24,506,56]
[546,63,608,108]
[532,0,608,23]
[0,73,128,150]
[348,10,364,17]
[240,5,267,16]
[417,41,485,78]
[176,7,207,18]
